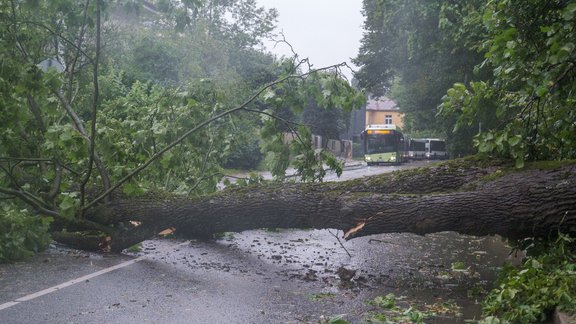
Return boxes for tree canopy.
[354,0,576,162]
[0,0,363,262]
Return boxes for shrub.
[481,234,576,323]
[223,139,263,170]
[0,205,52,263]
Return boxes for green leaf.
[58,194,79,219]
[515,157,525,169]
[562,3,576,20]
[328,315,349,324]
[122,182,145,196]
[262,89,275,101]
[535,86,548,98]
[508,135,521,147]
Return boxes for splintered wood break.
[129,221,142,227]
[344,222,365,240]
[158,227,176,236]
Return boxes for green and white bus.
[408,138,427,160]
[425,138,448,160]
[361,124,406,165]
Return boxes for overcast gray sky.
[257,0,364,80]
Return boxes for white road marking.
[0,302,19,311]
[0,256,145,311]
[0,240,191,311]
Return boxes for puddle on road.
[132,229,522,323]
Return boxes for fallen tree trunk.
[58,158,576,252]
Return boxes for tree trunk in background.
[61,159,576,252]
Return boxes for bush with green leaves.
[0,204,52,263]
[482,234,576,323]
[223,138,263,170]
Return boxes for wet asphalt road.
[0,162,521,323]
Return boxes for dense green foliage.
[0,205,52,263]
[356,0,576,162]
[482,235,576,323]
[440,0,576,167]
[0,0,362,262]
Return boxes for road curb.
[342,161,365,170]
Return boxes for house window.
[385,115,393,124]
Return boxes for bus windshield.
[410,140,425,151]
[430,140,446,151]
[366,134,397,154]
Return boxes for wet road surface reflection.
[131,229,521,323]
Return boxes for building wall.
[326,139,352,159]
[365,111,404,128]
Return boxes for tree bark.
[68,159,576,252]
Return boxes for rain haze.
[257,0,364,81]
